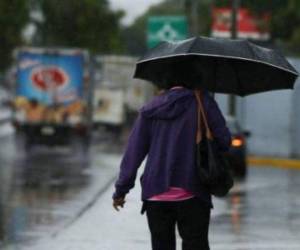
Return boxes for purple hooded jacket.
[113,88,231,207]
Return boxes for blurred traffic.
[225,116,251,178]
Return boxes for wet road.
[1,129,300,249]
[0,130,123,248]
[16,165,300,250]
[211,166,300,249]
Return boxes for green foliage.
[38,0,124,53]
[270,1,300,51]
[0,0,29,71]
[2,0,300,69]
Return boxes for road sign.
[147,16,188,48]
[212,7,270,40]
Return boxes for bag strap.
[195,90,213,143]
[195,91,202,143]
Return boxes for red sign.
[212,7,270,40]
[31,66,69,91]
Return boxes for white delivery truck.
[93,88,125,133]
[93,55,154,130]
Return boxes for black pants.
[145,198,211,250]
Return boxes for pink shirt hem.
[148,187,195,201]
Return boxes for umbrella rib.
[137,53,299,76]
[187,37,199,54]
[135,37,298,96]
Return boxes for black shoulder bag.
[195,90,234,197]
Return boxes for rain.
[1,1,300,250]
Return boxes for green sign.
[147,16,188,48]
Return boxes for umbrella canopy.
[134,36,299,96]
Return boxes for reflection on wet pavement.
[5,147,91,244]
[0,133,123,248]
[211,167,300,249]
[1,131,300,249]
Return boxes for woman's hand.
[113,196,126,211]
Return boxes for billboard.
[17,51,84,105]
[212,8,270,40]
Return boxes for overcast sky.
[109,0,163,25]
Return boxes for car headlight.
[232,138,244,147]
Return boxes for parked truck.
[13,47,92,151]
[92,55,154,133]
[93,87,125,136]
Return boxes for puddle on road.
[0,149,92,246]
[211,167,300,247]
[0,132,125,248]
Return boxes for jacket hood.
[140,88,195,120]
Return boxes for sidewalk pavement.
[17,164,300,250]
[18,171,230,250]
[22,171,152,250]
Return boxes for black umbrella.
[134,36,299,96]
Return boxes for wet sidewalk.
[8,166,300,250]
[20,173,149,250]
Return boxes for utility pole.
[231,0,239,39]
[191,0,199,35]
[184,0,199,36]
[229,0,240,116]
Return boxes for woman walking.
[113,86,231,250]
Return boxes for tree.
[37,0,124,53]
[271,1,300,47]
[0,0,29,72]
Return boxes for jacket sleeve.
[205,95,232,152]
[113,114,151,199]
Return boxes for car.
[224,116,251,178]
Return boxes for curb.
[51,175,117,238]
[247,156,300,170]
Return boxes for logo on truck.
[31,66,69,91]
